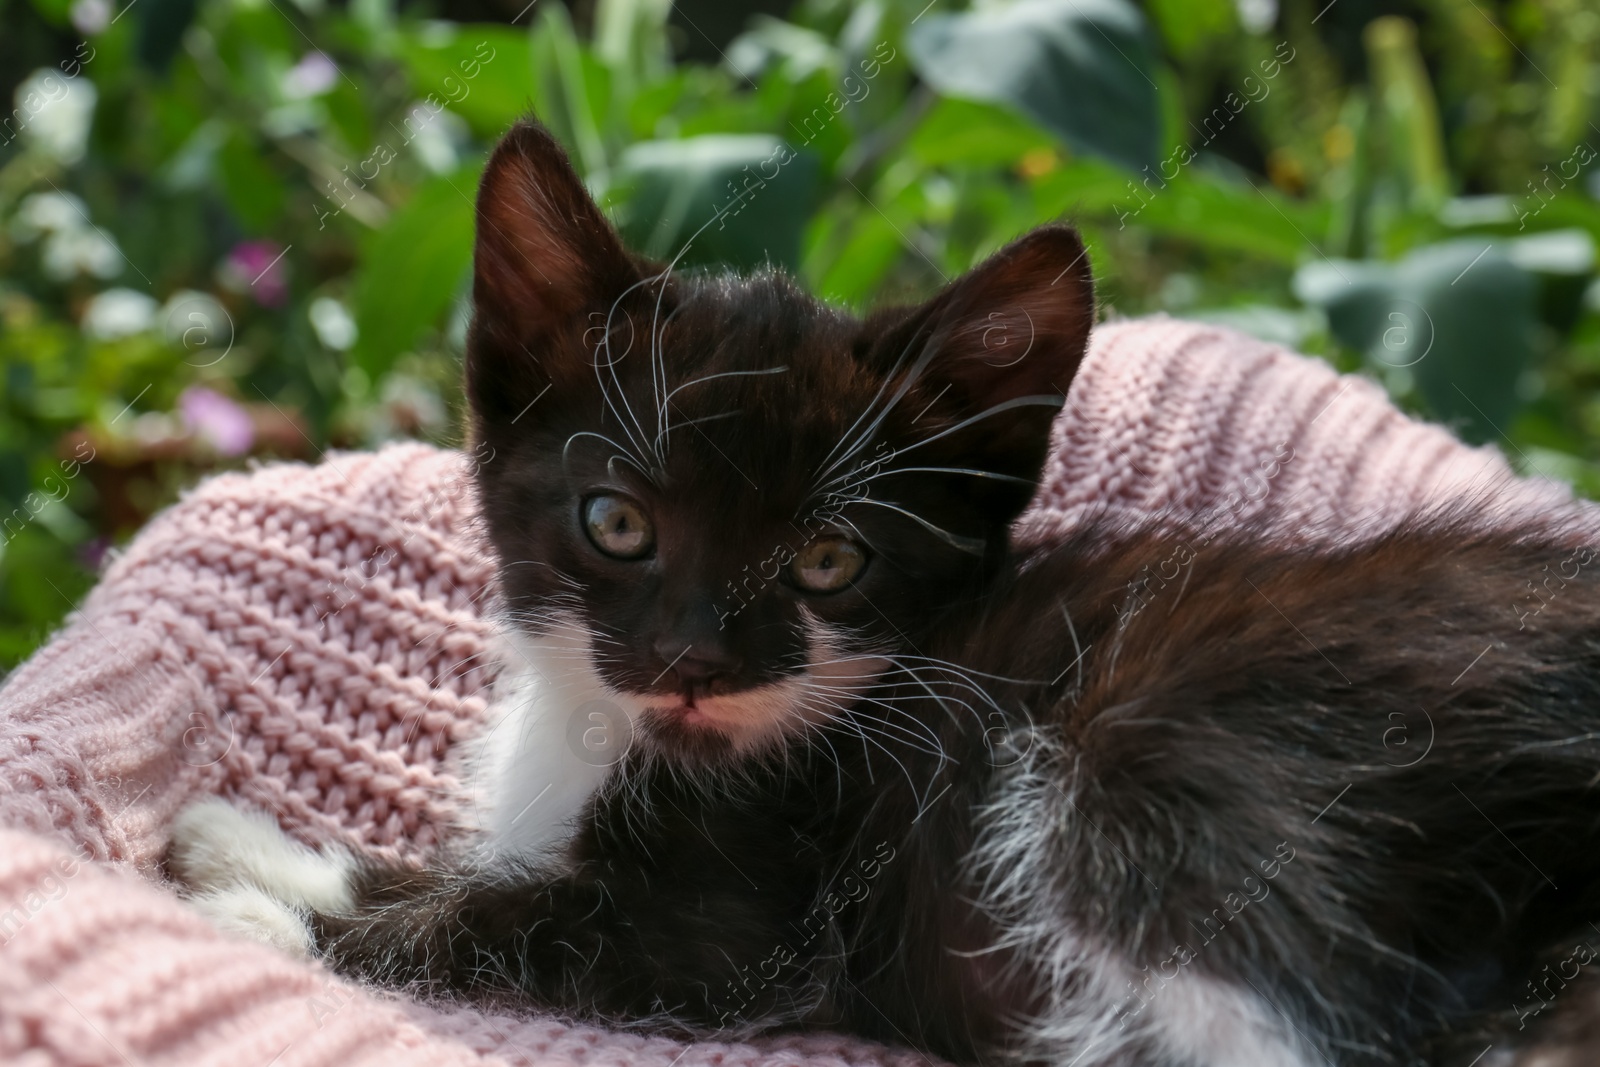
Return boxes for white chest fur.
[167,616,633,954]
[460,618,641,861]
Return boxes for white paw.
[168,798,355,951]
[187,884,317,957]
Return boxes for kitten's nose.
[653,636,742,682]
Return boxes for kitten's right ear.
[468,121,641,415]
[863,225,1095,504]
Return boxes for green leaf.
[1509,230,1596,336]
[1507,230,1596,276]
[530,3,610,176]
[216,130,288,231]
[1129,173,1328,263]
[904,98,1055,169]
[1031,159,1325,264]
[25,0,72,26]
[1404,241,1535,443]
[1292,259,1389,351]
[1364,17,1449,213]
[804,199,907,307]
[610,134,819,270]
[772,67,858,171]
[0,526,93,671]
[905,0,1161,174]
[1188,305,1326,350]
[135,0,200,71]
[594,0,673,97]
[725,16,841,82]
[1294,240,1537,443]
[395,25,534,138]
[1143,0,1235,60]
[350,164,483,377]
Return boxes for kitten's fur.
[170,121,1600,1067]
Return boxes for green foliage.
[906,0,1163,174]
[611,134,820,268]
[2,0,1600,668]
[352,164,482,377]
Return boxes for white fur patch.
[186,884,319,957]
[168,798,353,955]
[169,612,886,962]
[1151,975,1317,1067]
[463,617,633,861]
[466,611,886,859]
[968,738,1323,1067]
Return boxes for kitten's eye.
[791,536,866,593]
[583,495,655,559]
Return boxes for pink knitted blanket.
[0,317,1576,1067]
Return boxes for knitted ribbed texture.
[1020,317,1572,539]
[0,317,1578,1066]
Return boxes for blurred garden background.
[2,0,1599,667]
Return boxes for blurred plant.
[1,0,1599,666]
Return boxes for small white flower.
[417,20,456,47]
[43,227,123,280]
[1235,0,1277,34]
[15,68,98,165]
[308,296,357,350]
[70,0,111,35]
[369,374,447,442]
[11,191,89,240]
[130,410,180,444]
[161,289,233,361]
[405,104,469,175]
[82,288,158,339]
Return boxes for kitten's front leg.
[168,800,762,1026]
[166,801,614,1004]
[312,856,790,1029]
[311,861,620,1002]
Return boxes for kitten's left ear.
[472,120,640,342]
[467,120,644,424]
[870,225,1095,489]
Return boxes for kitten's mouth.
[631,680,798,755]
[653,682,717,726]
[619,648,890,760]
[659,691,702,724]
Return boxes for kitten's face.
[466,122,1094,765]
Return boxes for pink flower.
[221,240,290,308]
[78,535,111,572]
[180,386,255,456]
[283,52,338,99]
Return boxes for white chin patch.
[469,611,885,859]
[629,608,887,755]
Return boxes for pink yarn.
[0,317,1578,1066]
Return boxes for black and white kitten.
[172,121,1600,1067]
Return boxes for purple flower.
[78,535,112,572]
[180,386,255,456]
[222,240,290,308]
[283,52,338,99]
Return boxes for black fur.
[308,120,1600,1066]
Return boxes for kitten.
[171,116,1093,975]
[171,121,1600,1067]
